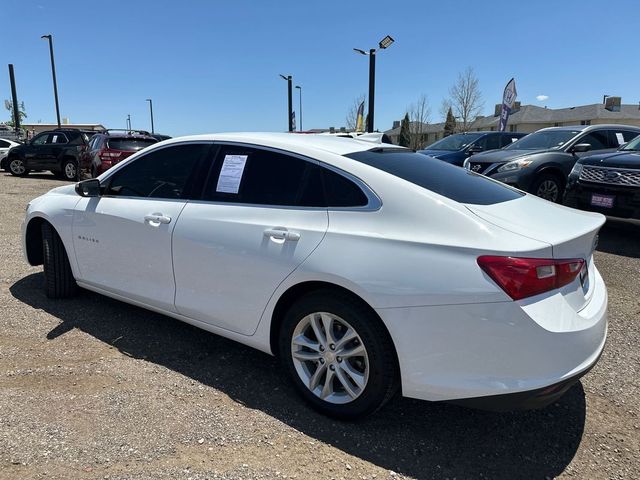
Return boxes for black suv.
[4,129,96,180]
[564,134,640,219]
[465,124,640,202]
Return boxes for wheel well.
[269,281,400,371]
[25,217,47,266]
[535,167,566,187]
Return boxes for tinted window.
[614,130,640,146]
[0,140,9,148]
[31,134,49,145]
[322,168,368,207]
[107,138,157,151]
[49,133,68,144]
[346,150,523,205]
[476,134,501,151]
[106,144,207,199]
[426,133,483,151]
[205,146,324,207]
[500,134,522,148]
[578,131,609,150]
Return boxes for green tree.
[4,100,27,126]
[444,107,456,137]
[398,113,411,147]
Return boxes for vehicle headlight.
[497,158,533,173]
[569,162,583,178]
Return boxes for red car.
[79,130,158,178]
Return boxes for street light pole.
[146,98,155,134]
[354,35,394,133]
[295,85,302,131]
[41,34,61,128]
[280,74,293,132]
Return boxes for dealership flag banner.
[355,101,365,132]
[499,78,517,132]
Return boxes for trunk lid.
[466,194,605,310]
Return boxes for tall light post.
[279,74,293,132]
[41,34,61,128]
[295,85,302,132]
[353,35,394,133]
[146,98,155,134]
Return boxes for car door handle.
[263,228,300,241]
[144,213,172,225]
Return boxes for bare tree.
[345,94,366,131]
[438,98,453,122]
[407,94,431,150]
[449,67,484,131]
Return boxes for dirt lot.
[0,172,638,480]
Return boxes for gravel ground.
[0,172,638,480]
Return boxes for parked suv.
[418,131,526,167]
[464,125,640,202]
[6,129,96,180]
[564,134,640,218]
[79,130,158,179]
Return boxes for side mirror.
[571,143,591,153]
[75,178,101,197]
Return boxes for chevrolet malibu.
[22,133,607,419]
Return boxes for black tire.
[279,289,399,420]
[61,158,78,181]
[530,172,564,203]
[8,157,30,177]
[42,222,78,299]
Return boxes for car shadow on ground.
[597,217,640,258]
[11,273,586,479]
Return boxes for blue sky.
[2,0,638,136]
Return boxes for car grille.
[579,166,640,187]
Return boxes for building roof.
[387,103,640,134]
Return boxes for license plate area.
[590,193,614,208]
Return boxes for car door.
[24,133,51,168]
[45,132,69,170]
[72,142,210,311]
[172,144,329,336]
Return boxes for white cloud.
[536,95,549,102]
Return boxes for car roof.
[536,124,640,133]
[158,132,401,156]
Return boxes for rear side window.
[106,144,208,199]
[48,133,68,144]
[107,138,157,151]
[346,150,523,205]
[322,168,368,207]
[0,140,9,148]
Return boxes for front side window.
[106,143,208,199]
[578,131,609,150]
[31,134,49,146]
[475,134,501,151]
[426,133,483,151]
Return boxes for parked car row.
[1,128,169,180]
[414,124,640,220]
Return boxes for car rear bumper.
[378,266,607,409]
[565,182,640,219]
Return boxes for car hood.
[418,149,460,159]
[48,184,77,196]
[470,149,548,165]
[579,151,640,169]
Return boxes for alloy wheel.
[291,312,369,404]
[10,159,25,175]
[536,179,559,202]
[64,162,77,180]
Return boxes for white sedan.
[0,138,20,167]
[22,133,607,419]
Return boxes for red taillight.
[477,256,585,300]
[99,149,122,162]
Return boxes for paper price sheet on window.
[216,155,248,194]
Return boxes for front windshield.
[621,134,640,151]
[505,130,581,151]
[424,133,483,151]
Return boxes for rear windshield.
[107,138,156,151]
[346,149,523,205]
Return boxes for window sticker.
[216,154,248,193]
[615,132,625,146]
[52,135,59,143]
